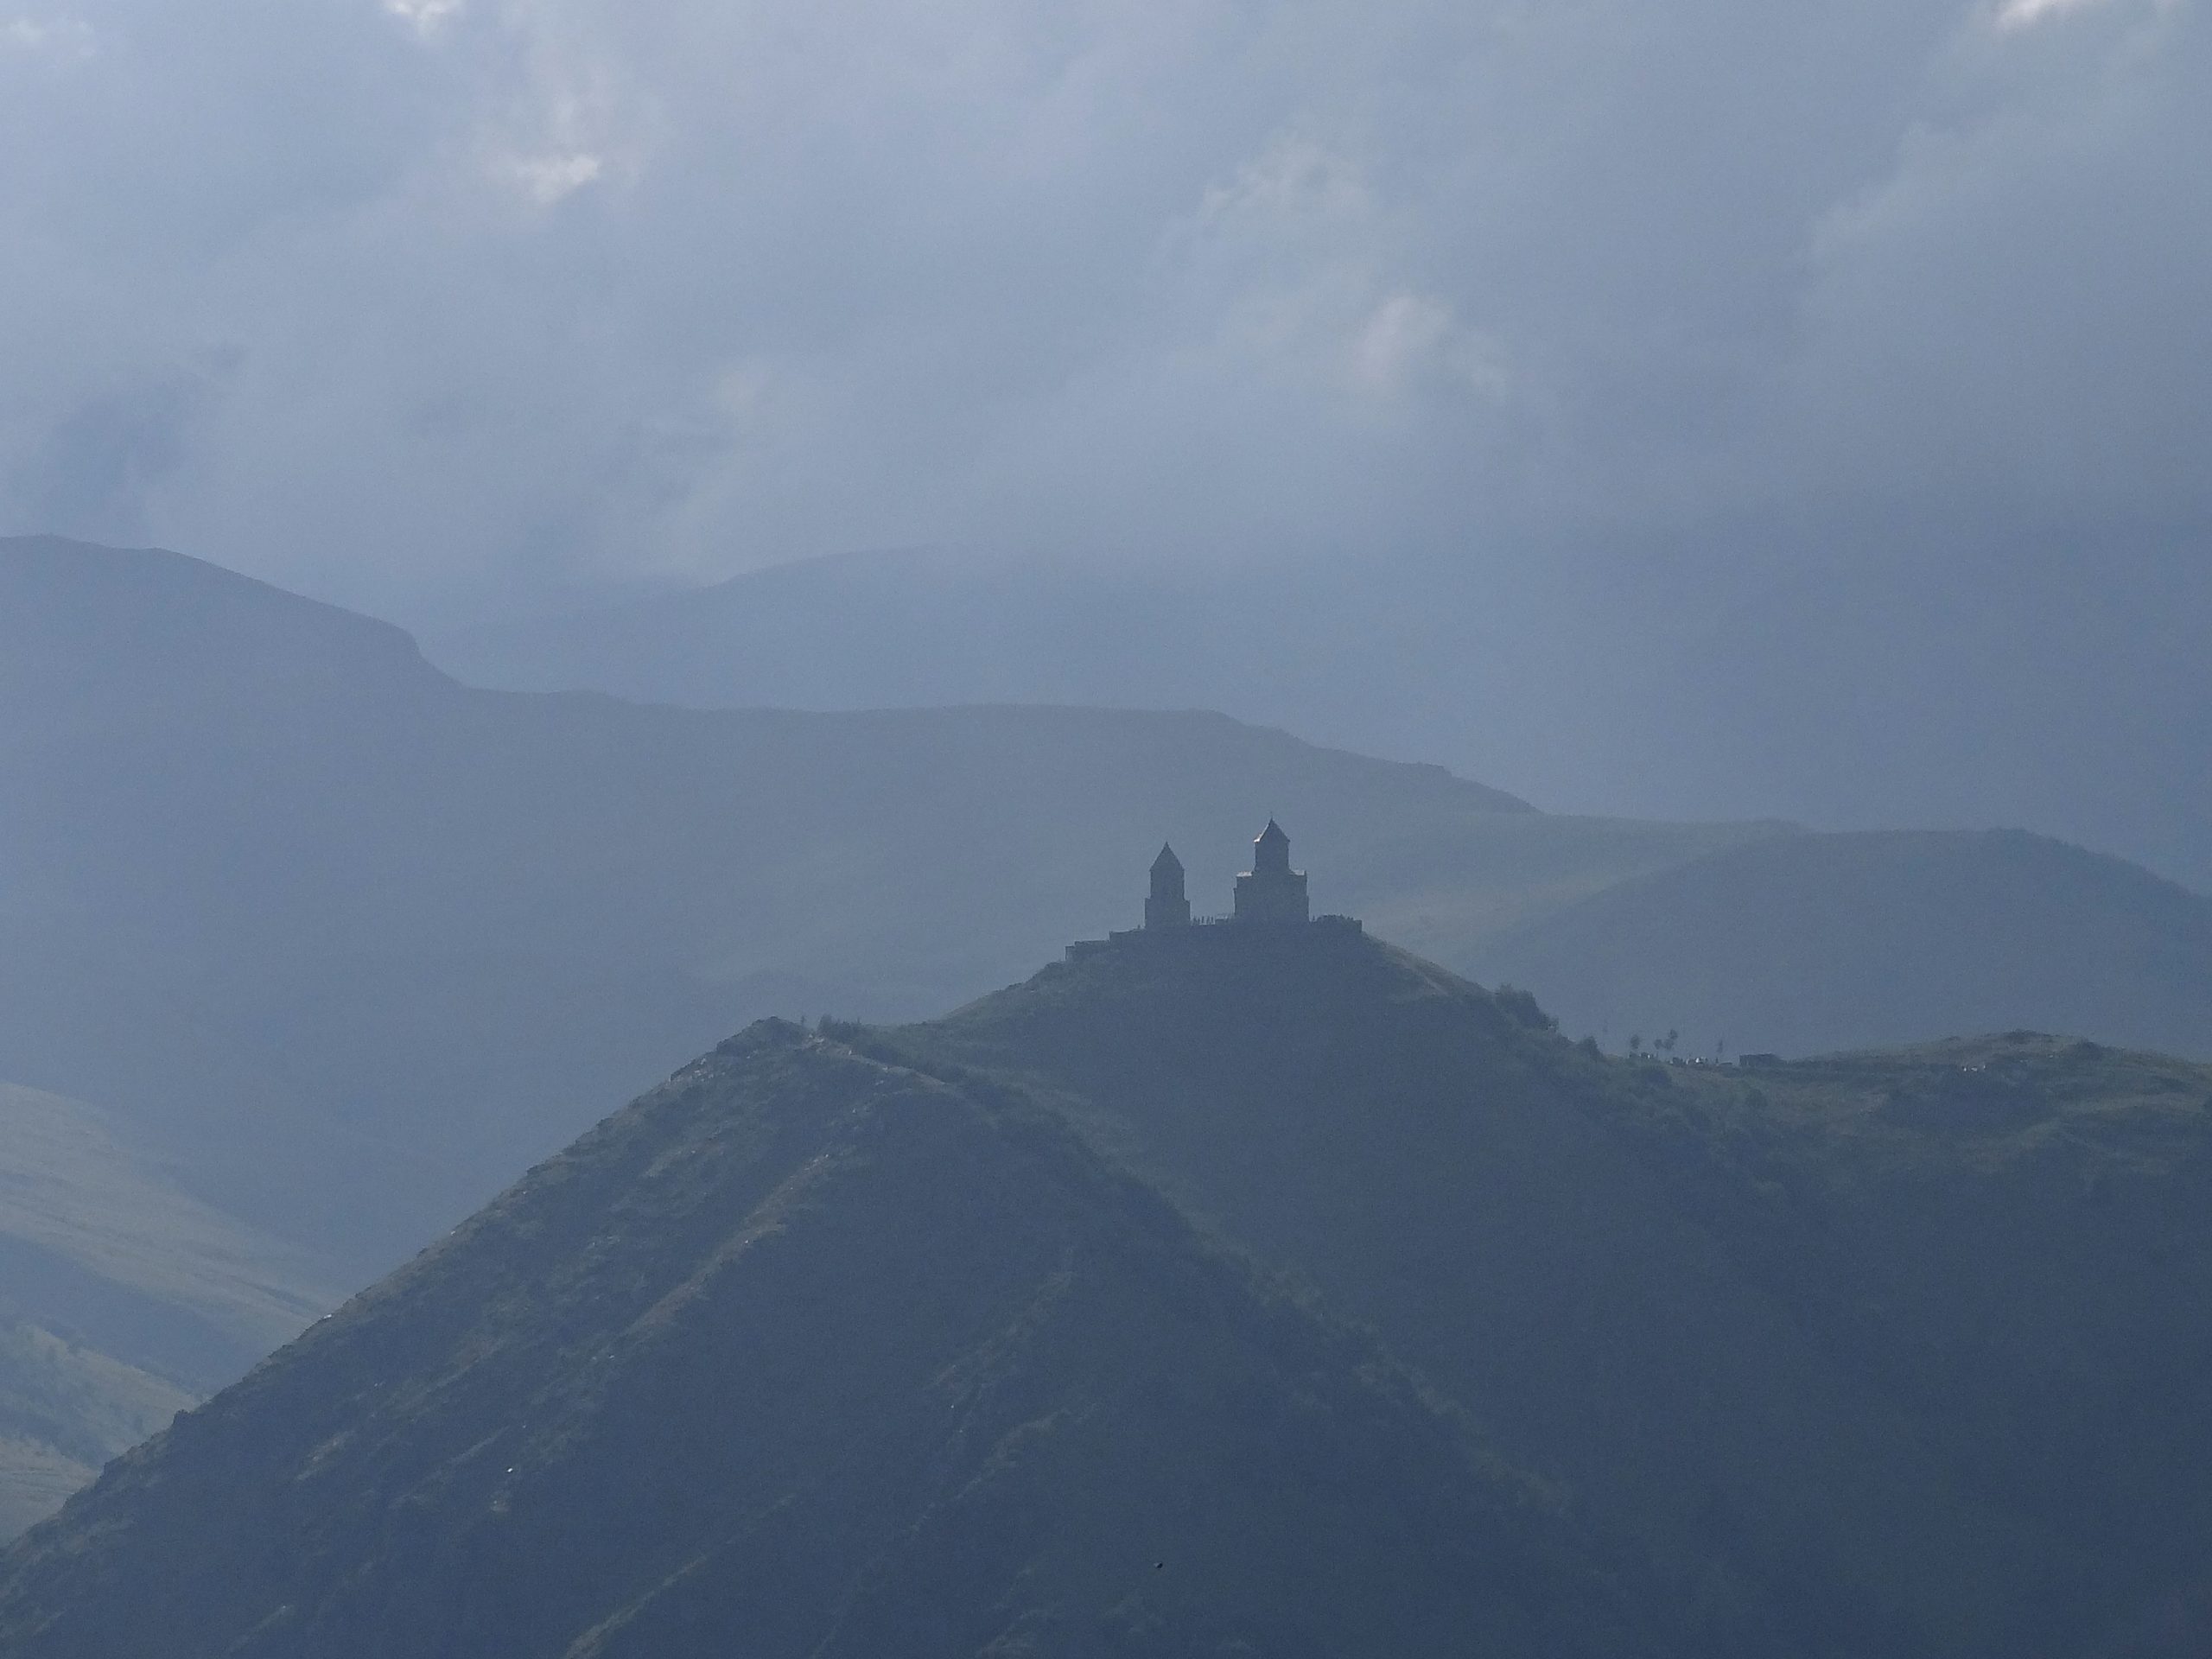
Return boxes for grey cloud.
[1775,2,2210,523]
[0,0,2201,635]
[4,357,231,538]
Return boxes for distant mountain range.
[6,531,2212,1536]
[424,535,2212,894]
[6,928,2209,1656]
[1466,827,2212,1060]
[0,536,1557,1269]
[5,533,2208,1263]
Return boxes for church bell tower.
[1145,843,1191,930]
[1233,820,1310,925]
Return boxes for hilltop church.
[1071,823,1354,958]
[1146,820,1312,929]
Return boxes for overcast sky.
[2,0,2202,619]
[3,0,2208,879]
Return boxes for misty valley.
[8,0,2211,1640]
[0,537,2207,1655]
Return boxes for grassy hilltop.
[5,925,2209,1656]
[0,1019,1633,1659]
[5,533,2209,1567]
[880,925,2212,1656]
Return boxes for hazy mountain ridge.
[0,534,1713,1278]
[6,931,2210,1654]
[0,1018,1639,1659]
[427,545,1354,718]
[0,535,445,714]
[879,929,2212,1655]
[5,531,2210,1545]
[1468,828,2212,1059]
[424,537,2212,896]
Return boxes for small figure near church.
[1233,820,1310,926]
[1146,843,1192,930]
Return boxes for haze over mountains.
[428,537,2212,894]
[6,0,2206,1642]
[9,532,2211,1272]
[6,531,2211,1539]
[1465,830,2212,1061]
[0,997,1639,1659]
[7,927,2209,1656]
[885,931,2212,1655]
[0,535,1568,1265]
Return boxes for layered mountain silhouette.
[11,537,2207,1257]
[0,534,1563,1272]
[9,531,2212,1539]
[0,1013,1639,1659]
[425,535,2212,895]
[6,927,2210,1656]
[884,927,2212,1655]
[1467,828,2212,1060]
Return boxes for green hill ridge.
[5,925,2211,1654]
[8,532,2212,1582]
[0,1020,1636,1659]
[877,925,2212,1656]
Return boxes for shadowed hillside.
[1467,829,2212,1059]
[6,531,2211,1540]
[880,925,2212,1657]
[7,926,2211,1654]
[0,1021,1638,1659]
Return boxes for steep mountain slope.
[881,925,2212,1657]
[8,926,2209,1656]
[0,1081,331,1538]
[0,1327,189,1544]
[1467,829,2212,1058]
[1663,1033,2212,1575]
[0,1022,1637,1659]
